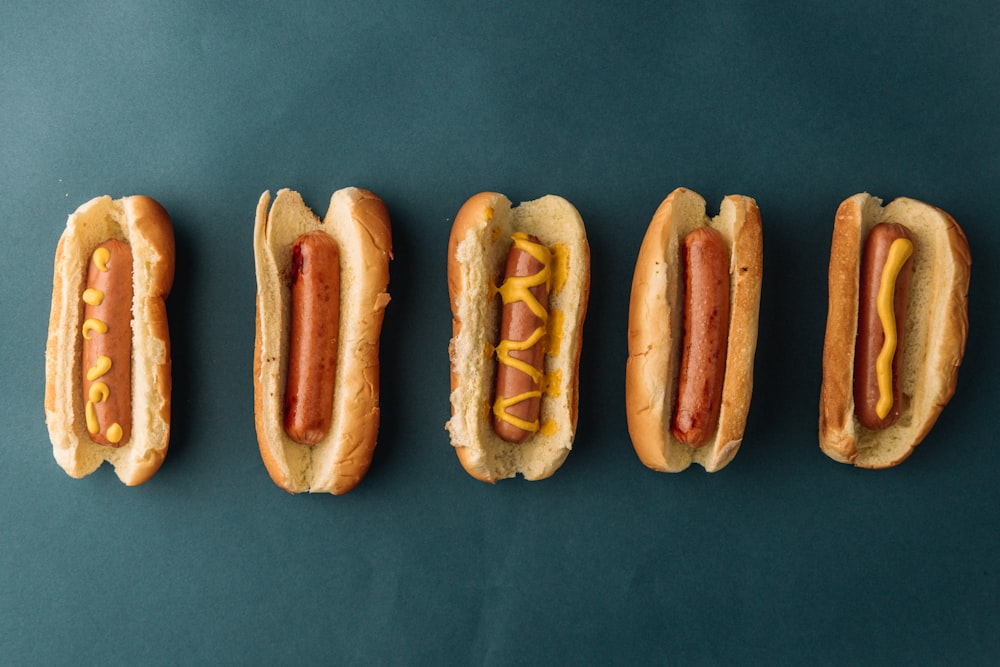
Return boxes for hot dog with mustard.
[492,232,551,444]
[819,193,970,468]
[45,195,174,485]
[446,192,589,482]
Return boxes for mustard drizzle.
[492,232,552,433]
[86,355,112,382]
[874,237,913,420]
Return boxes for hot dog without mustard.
[626,187,763,473]
[284,231,341,446]
[819,193,970,468]
[253,188,392,494]
[447,192,589,482]
[45,195,174,485]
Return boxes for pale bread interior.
[254,188,391,493]
[447,193,589,481]
[45,195,173,485]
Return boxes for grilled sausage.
[492,233,551,444]
[284,231,341,445]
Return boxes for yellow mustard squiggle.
[875,237,913,419]
[92,246,111,272]
[493,232,552,432]
[86,355,112,382]
[495,233,551,321]
[494,391,544,432]
[89,382,110,404]
[82,288,104,306]
[85,401,100,435]
[81,318,108,339]
[85,382,109,436]
[495,327,546,383]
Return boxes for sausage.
[284,230,341,445]
[492,232,551,444]
[671,226,731,447]
[853,222,913,430]
[81,239,133,446]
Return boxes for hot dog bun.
[819,193,970,468]
[253,188,392,494]
[626,187,763,472]
[45,195,175,485]
[446,192,590,482]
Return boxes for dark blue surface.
[3,1,998,664]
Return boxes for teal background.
[3,1,998,664]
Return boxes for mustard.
[547,309,565,357]
[86,380,110,437]
[495,233,551,321]
[81,318,108,339]
[495,327,546,383]
[493,233,553,433]
[82,288,104,306]
[106,423,124,444]
[549,243,569,294]
[85,401,99,434]
[92,246,111,272]
[493,391,544,432]
[544,369,562,397]
[86,355,112,382]
[88,382,109,404]
[875,237,913,419]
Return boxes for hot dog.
[81,239,134,446]
[853,222,913,431]
[447,193,589,482]
[671,226,731,447]
[492,233,551,444]
[626,188,763,473]
[45,195,174,485]
[284,231,341,446]
[253,188,392,494]
[819,193,970,468]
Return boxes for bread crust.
[45,195,175,485]
[253,188,392,494]
[446,192,590,482]
[819,193,970,468]
[625,188,763,472]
